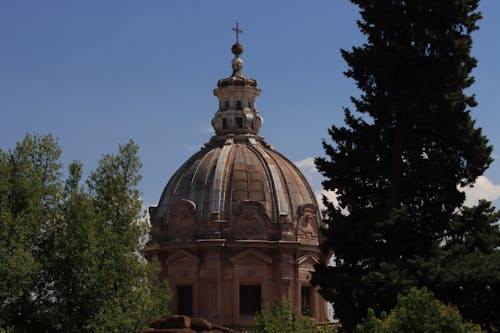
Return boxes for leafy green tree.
[355,288,483,333]
[0,133,63,330]
[251,300,338,333]
[312,0,495,331]
[0,134,170,333]
[428,201,500,332]
[0,326,13,333]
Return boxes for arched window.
[236,100,242,110]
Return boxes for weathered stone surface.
[212,325,241,333]
[144,40,331,328]
[147,316,243,333]
[191,317,212,330]
[152,315,191,329]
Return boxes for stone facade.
[145,38,329,328]
[147,315,240,333]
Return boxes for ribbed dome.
[149,40,321,245]
[146,32,330,326]
[150,135,320,243]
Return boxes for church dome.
[149,39,320,245]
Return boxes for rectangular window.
[222,118,228,130]
[301,286,311,316]
[239,285,261,316]
[236,117,243,129]
[177,285,193,316]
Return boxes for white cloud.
[315,189,340,211]
[295,157,316,169]
[294,157,340,211]
[295,157,500,211]
[460,175,500,207]
[295,157,322,190]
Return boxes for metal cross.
[232,22,243,43]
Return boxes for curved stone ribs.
[210,143,232,219]
[252,145,289,220]
[187,148,217,215]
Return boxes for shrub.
[355,288,483,333]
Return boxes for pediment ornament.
[167,199,198,237]
[231,200,272,240]
[296,203,318,238]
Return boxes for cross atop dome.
[147,31,329,326]
[232,22,242,44]
[211,25,262,138]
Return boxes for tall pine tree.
[312,1,495,331]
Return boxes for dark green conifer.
[312,1,496,331]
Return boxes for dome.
[149,40,321,246]
[150,135,320,243]
[146,29,330,326]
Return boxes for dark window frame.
[236,117,243,129]
[239,284,261,316]
[177,284,194,316]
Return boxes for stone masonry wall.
[145,315,242,333]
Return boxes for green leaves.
[251,300,338,333]
[428,201,500,331]
[312,0,497,331]
[355,288,483,333]
[0,134,170,333]
[0,133,62,328]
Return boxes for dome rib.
[248,144,284,222]
[157,149,206,217]
[210,143,232,219]
[272,149,321,218]
[188,146,217,213]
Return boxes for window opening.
[239,285,261,316]
[177,285,193,316]
[301,286,311,316]
[236,117,243,129]
[236,100,242,110]
[222,118,228,130]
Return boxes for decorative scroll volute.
[167,199,198,239]
[231,200,272,240]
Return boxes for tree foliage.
[429,201,500,332]
[0,134,170,333]
[355,288,483,333]
[251,300,338,333]
[312,0,498,331]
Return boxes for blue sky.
[1,1,499,209]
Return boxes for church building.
[145,27,329,328]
